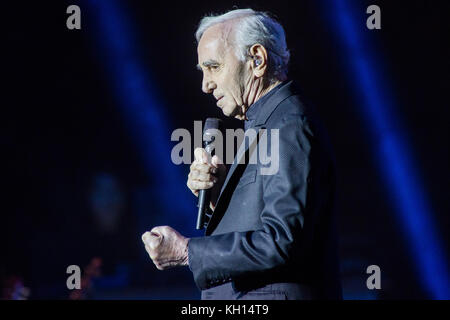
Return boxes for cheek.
[223,80,242,106]
[221,62,245,106]
[232,67,249,105]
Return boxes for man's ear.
[249,44,268,78]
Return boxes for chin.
[221,105,233,117]
[222,104,239,118]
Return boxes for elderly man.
[142,8,342,300]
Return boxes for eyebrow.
[196,59,220,70]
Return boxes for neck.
[236,79,282,120]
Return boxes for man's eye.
[210,65,219,70]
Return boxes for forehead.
[197,24,228,62]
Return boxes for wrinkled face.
[197,24,252,118]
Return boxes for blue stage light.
[83,0,199,236]
[326,0,449,299]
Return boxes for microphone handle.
[196,143,214,230]
[196,189,211,229]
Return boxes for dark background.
[2,0,449,299]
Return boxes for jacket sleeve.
[188,116,316,290]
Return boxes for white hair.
[195,8,290,82]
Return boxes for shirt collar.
[245,81,286,124]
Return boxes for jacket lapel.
[217,127,259,201]
[205,130,259,235]
[205,80,298,235]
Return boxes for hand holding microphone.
[187,148,227,228]
[142,120,227,269]
[141,149,226,268]
[187,148,226,196]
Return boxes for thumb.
[194,147,208,164]
[148,234,162,250]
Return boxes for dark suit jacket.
[188,80,342,300]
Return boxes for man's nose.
[202,79,216,94]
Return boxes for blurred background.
[1,0,449,299]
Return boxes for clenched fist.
[187,147,227,210]
[141,226,189,270]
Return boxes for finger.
[211,155,223,167]
[187,179,205,195]
[187,179,197,193]
[192,162,213,174]
[144,244,158,262]
[189,159,201,172]
[144,244,152,257]
[144,245,162,269]
[191,171,216,182]
[211,155,227,175]
[209,166,218,174]
[190,180,214,190]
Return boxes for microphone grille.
[203,118,221,132]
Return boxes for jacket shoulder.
[265,91,336,166]
[264,93,312,129]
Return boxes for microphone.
[196,118,221,229]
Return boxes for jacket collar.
[251,80,298,128]
[245,80,285,123]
